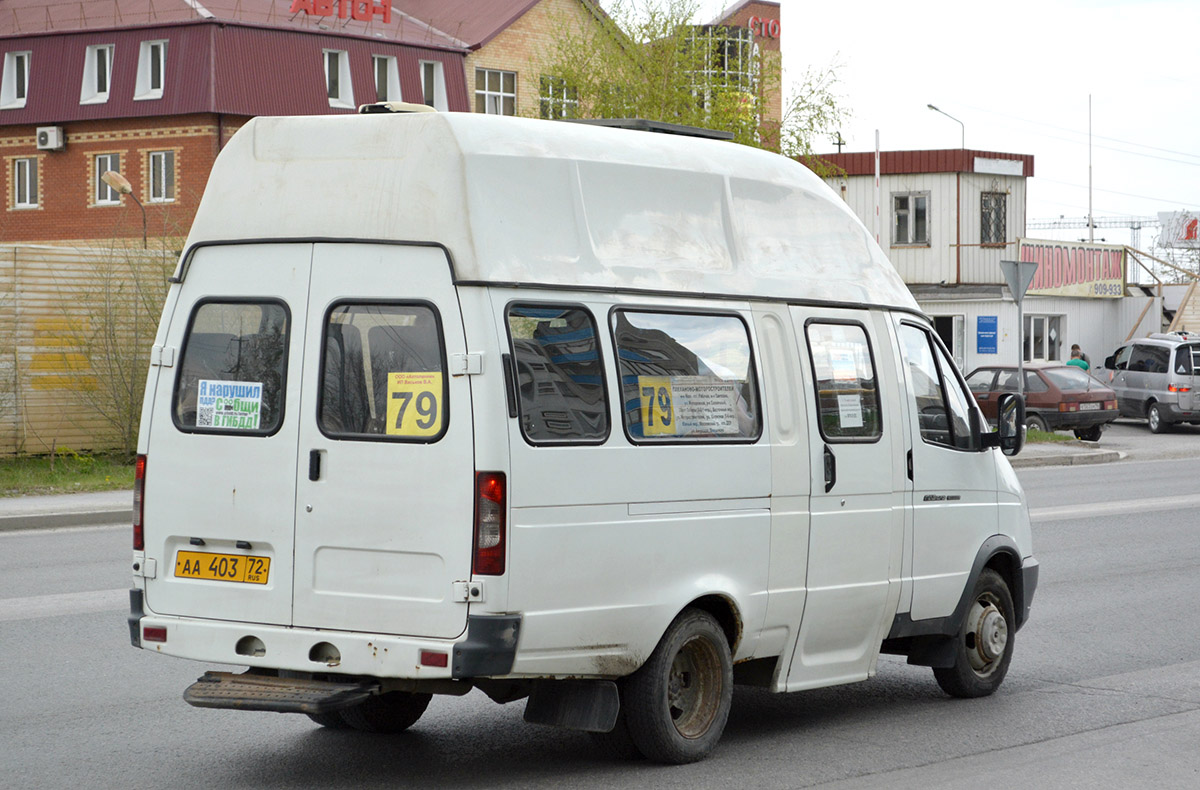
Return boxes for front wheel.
[933,568,1015,698]
[623,608,732,764]
[1148,402,1169,434]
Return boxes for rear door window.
[507,305,609,445]
[173,300,290,435]
[1174,345,1200,375]
[318,303,447,442]
[806,322,882,441]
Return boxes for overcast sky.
[693,0,1200,249]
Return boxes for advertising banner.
[1018,238,1125,299]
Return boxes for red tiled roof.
[813,149,1035,178]
[0,0,465,49]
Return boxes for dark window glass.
[1024,372,1049,393]
[1043,367,1093,390]
[613,311,760,442]
[966,369,996,393]
[900,325,974,450]
[1130,345,1169,373]
[1176,345,1200,375]
[981,192,1007,245]
[508,306,608,444]
[319,304,446,441]
[174,302,289,434]
[807,322,882,441]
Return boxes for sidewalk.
[0,489,132,532]
[0,441,1121,532]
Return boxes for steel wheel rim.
[1149,406,1160,431]
[965,593,1008,676]
[667,634,722,739]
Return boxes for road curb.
[1009,449,1125,469]
[0,508,131,532]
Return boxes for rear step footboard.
[184,671,378,714]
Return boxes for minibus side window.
[173,300,289,435]
[899,324,974,451]
[318,303,447,442]
[611,310,761,443]
[805,322,882,442]
[506,305,609,444]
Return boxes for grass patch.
[0,451,135,497]
[1026,428,1081,443]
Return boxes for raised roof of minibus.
[183,113,918,311]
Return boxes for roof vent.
[358,101,437,114]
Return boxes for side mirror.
[1103,355,1116,370]
[995,392,1025,456]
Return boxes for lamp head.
[100,170,133,195]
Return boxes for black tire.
[933,568,1015,698]
[1148,402,1169,434]
[1074,425,1102,442]
[623,608,732,764]
[588,703,644,761]
[306,710,351,729]
[1025,414,1048,433]
[338,691,432,733]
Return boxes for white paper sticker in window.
[639,375,740,436]
[837,393,863,429]
[197,379,263,430]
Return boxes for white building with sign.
[818,148,1161,373]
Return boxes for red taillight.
[1106,400,1117,410]
[143,626,167,643]
[133,454,147,550]
[420,650,448,668]
[473,472,506,576]
[1169,384,1190,393]
[1058,402,1078,412]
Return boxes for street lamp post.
[100,170,146,249]
[927,104,965,149]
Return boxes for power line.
[1034,177,1198,208]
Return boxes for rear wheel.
[623,608,732,764]
[338,691,432,733]
[306,711,351,729]
[1073,425,1102,442]
[933,568,1015,698]
[1148,402,1169,433]
[1025,414,1048,433]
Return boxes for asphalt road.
[4,451,1200,788]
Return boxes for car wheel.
[623,608,732,764]
[1074,425,1102,442]
[933,569,1015,698]
[338,691,432,733]
[306,711,351,729]
[1026,414,1048,433]
[1148,402,1169,434]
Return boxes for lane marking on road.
[1031,493,1200,522]
[0,588,128,623]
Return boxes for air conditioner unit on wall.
[36,126,65,151]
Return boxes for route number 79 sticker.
[386,372,444,437]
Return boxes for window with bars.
[539,76,578,120]
[13,157,37,208]
[892,192,929,245]
[981,192,1007,245]
[149,150,175,203]
[475,68,516,115]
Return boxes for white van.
[128,110,1036,764]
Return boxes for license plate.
[175,550,270,584]
[1079,402,1101,411]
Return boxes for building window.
[81,44,114,104]
[1,51,30,109]
[94,153,121,205]
[373,55,400,102]
[892,192,929,246]
[1023,315,1061,362]
[686,25,758,116]
[420,60,446,111]
[135,40,166,101]
[148,151,175,203]
[475,68,516,115]
[13,157,37,208]
[539,76,577,120]
[324,50,353,109]
[981,192,1006,246]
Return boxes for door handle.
[823,445,836,493]
[309,449,322,481]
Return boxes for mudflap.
[523,679,620,733]
[183,671,378,715]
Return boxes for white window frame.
[324,49,354,109]
[539,75,577,120]
[94,153,121,205]
[81,44,115,105]
[372,55,400,102]
[419,60,447,111]
[475,68,516,115]
[892,191,930,246]
[13,157,37,208]
[1,51,31,109]
[148,150,175,203]
[135,40,167,101]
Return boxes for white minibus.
[128,109,1036,764]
